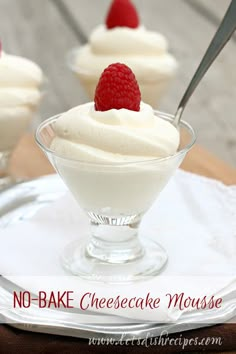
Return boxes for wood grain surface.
[190,0,232,22]
[0,0,87,119]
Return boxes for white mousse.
[51,102,179,163]
[0,52,43,152]
[51,103,181,216]
[74,25,177,106]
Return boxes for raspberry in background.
[94,63,141,112]
[106,0,139,29]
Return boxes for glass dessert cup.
[67,48,175,109]
[36,111,196,282]
[0,116,33,189]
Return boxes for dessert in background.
[0,42,43,176]
[69,0,177,108]
[51,63,179,215]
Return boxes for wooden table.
[2,135,236,354]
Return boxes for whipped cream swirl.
[0,52,43,119]
[0,51,43,152]
[75,25,177,81]
[51,102,180,163]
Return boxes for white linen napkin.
[0,169,235,323]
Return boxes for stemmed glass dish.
[0,113,35,188]
[36,111,196,282]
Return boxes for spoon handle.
[174,0,236,126]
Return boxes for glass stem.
[0,151,11,176]
[86,220,144,264]
[0,151,13,191]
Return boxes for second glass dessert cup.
[36,112,196,282]
[0,113,36,189]
[67,48,176,109]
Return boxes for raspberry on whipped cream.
[95,63,141,111]
[51,63,180,216]
[72,0,177,108]
[51,63,179,163]
[106,0,139,29]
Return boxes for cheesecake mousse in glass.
[68,0,177,108]
[0,45,43,186]
[36,63,195,282]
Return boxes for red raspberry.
[106,0,139,29]
[94,63,141,112]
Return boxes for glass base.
[61,238,168,283]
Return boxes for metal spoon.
[174,0,236,126]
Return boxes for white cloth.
[0,170,235,323]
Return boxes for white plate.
[0,175,235,339]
